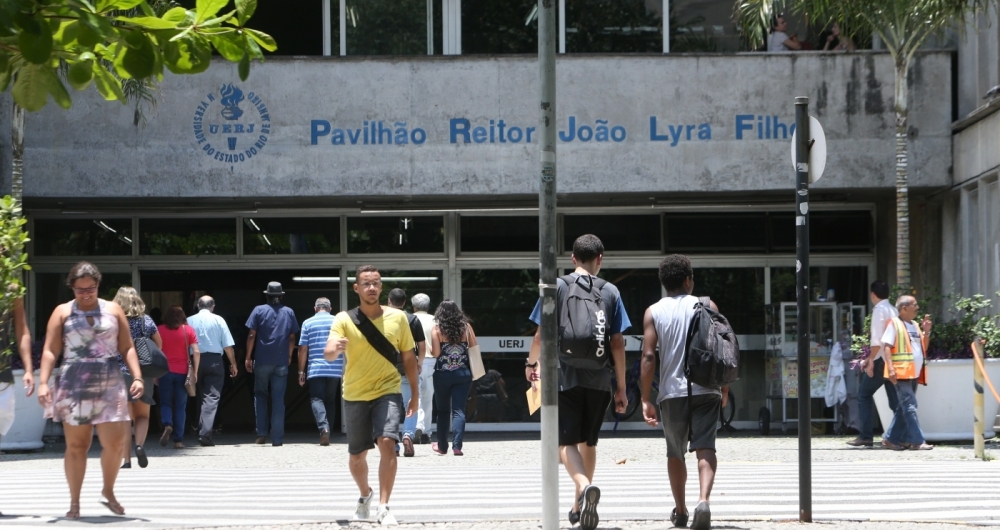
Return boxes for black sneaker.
[419,433,430,445]
[691,501,711,530]
[671,508,689,527]
[135,445,148,468]
[568,509,580,526]
[198,437,215,447]
[578,485,600,530]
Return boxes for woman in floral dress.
[37,262,144,518]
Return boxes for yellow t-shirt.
[330,307,415,402]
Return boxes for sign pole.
[794,96,812,523]
[538,1,559,529]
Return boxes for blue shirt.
[246,303,300,366]
[187,309,235,354]
[529,273,632,391]
[298,311,343,379]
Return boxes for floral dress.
[45,300,130,426]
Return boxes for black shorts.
[558,386,612,447]
[659,394,721,458]
[344,393,403,455]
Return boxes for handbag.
[135,316,169,379]
[183,325,197,397]
[468,345,486,381]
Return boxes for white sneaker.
[353,489,373,520]
[377,505,398,526]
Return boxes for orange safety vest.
[883,317,928,383]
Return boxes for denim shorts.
[344,393,403,455]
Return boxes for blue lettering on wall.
[449,118,535,144]
[193,84,271,165]
[649,116,711,146]
[736,114,795,140]
[560,116,626,142]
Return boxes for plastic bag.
[0,383,16,436]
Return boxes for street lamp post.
[794,96,812,523]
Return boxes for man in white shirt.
[768,16,802,51]
[187,296,237,447]
[410,293,436,444]
[847,281,900,447]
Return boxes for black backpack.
[684,297,740,388]
[558,274,610,369]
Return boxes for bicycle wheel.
[719,388,736,427]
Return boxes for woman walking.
[113,287,161,468]
[157,306,199,448]
[37,262,144,518]
[430,300,477,456]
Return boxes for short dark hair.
[388,288,406,307]
[870,280,889,300]
[658,254,693,291]
[355,265,379,278]
[162,305,187,330]
[572,234,604,263]
[66,261,101,287]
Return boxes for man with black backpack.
[640,254,733,530]
[525,234,630,530]
[324,266,418,527]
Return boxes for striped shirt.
[299,311,342,379]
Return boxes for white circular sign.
[790,116,826,184]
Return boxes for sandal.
[65,504,81,519]
[99,497,125,516]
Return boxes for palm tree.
[734,0,990,289]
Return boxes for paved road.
[1,432,998,529]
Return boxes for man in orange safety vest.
[879,295,933,451]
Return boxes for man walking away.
[411,293,436,443]
[298,297,342,446]
[187,296,237,447]
[847,281,899,448]
[325,266,418,526]
[387,288,426,457]
[880,296,933,451]
[525,234,630,530]
[245,282,299,447]
[640,254,727,530]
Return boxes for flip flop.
[65,504,81,519]
[99,497,125,516]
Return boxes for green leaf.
[208,31,243,61]
[162,7,191,25]
[238,50,249,81]
[18,17,54,64]
[117,16,179,30]
[76,20,100,48]
[52,21,79,46]
[163,33,212,74]
[244,28,275,51]
[199,10,236,28]
[195,0,229,23]
[122,31,155,79]
[96,0,144,11]
[235,0,256,25]
[92,62,127,102]
[0,67,11,94]
[68,59,95,90]
[12,64,70,111]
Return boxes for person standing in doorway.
[847,281,899,448]
[524,234,630,530]
[410,293,436,444]
[386,287,426,457]
[324,265,418,526]
[298,297,341,446]
[640,254,726,530]
[245,282,299,447]
[187,296,237,447]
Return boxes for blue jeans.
[857,359,899,440]
[433,368,472,451]
[253,364,288,443]
[886,379,924,445]
[308,376,341,433]
[401,378,418,439]
[159,372,188,442]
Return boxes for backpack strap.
[347,307,400,370]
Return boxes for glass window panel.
[461,269,539,337]
[462,0,538,54]
[670,0,740,52]
[140,218,236,256]
[770,266,868,306]
[243,217,341,255]
[176,0,325,55]
[461,216,538,253]
[770,211,873,252]
[346,0,428,55]
[32,218,132,256]
[345,269,443,310]
[564,215,660,252]
[665,213,767,253]
[596,268,661,333]
[34,271,132,343]
[348,216,443,254]
[566,0,663,53]
[692,268,765,335]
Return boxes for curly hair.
[658,254,693,291]
[434,299,468,343]
[113,286,146,318]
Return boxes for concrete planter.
[874,359,1000,442]
[0,370,48,451]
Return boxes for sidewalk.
[186,522,992,530]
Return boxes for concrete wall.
[22,52,952,200]
[954,109,1000,186]
[958,10,1000,118]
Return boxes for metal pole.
[322,0,331,56]
[538,0,559,528]
[974,338,985,460]
[794,96,812,523]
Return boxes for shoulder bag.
[466,326,485,381]
[135,316,169,379]
[347,307,404,375]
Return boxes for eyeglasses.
[73,285,98,294]
[359,281,382,289]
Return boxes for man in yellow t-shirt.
[324,265,417,526]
